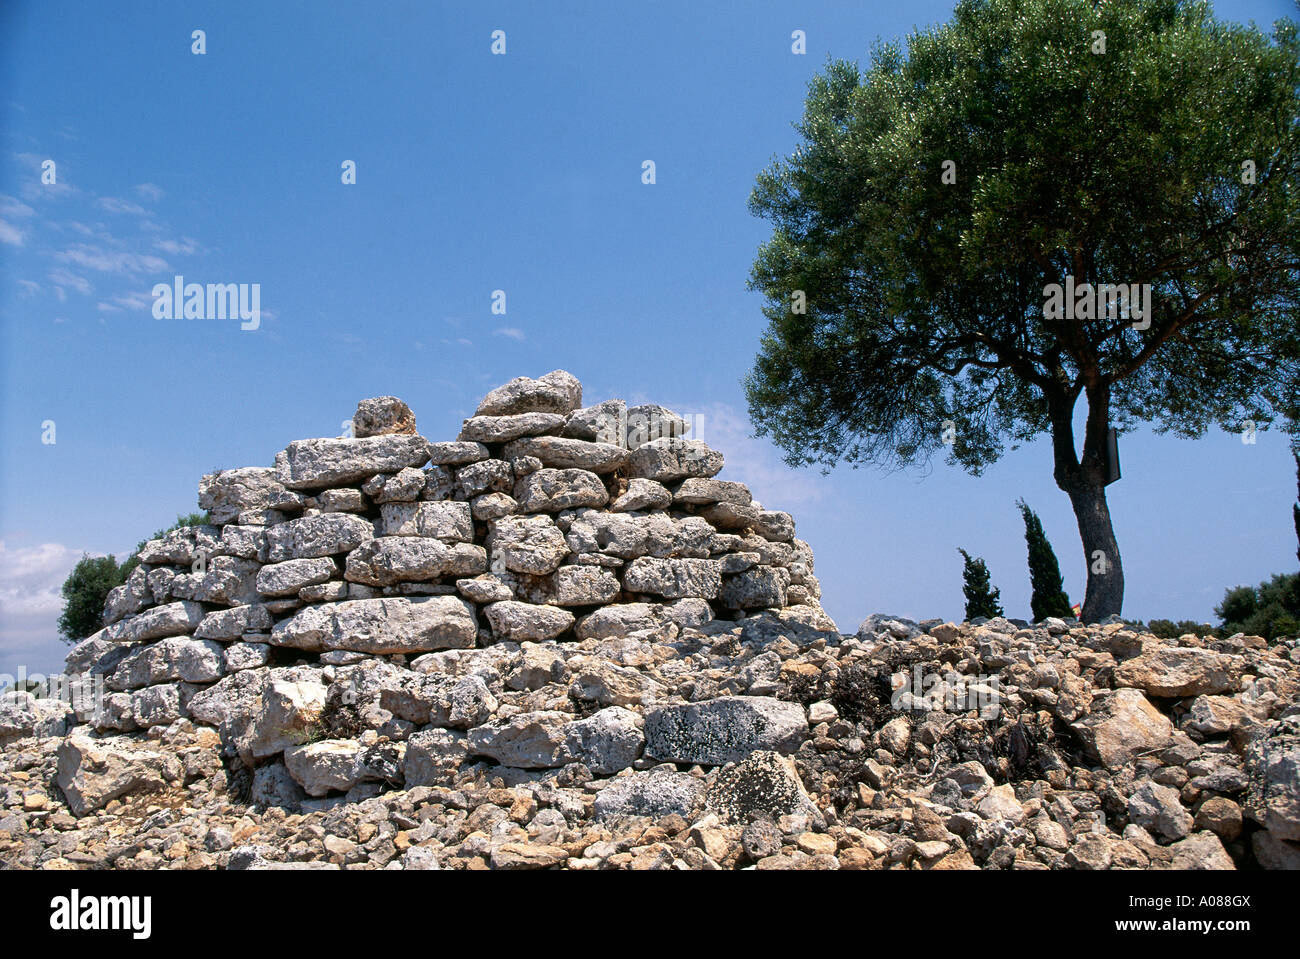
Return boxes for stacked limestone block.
[65,372,834,790]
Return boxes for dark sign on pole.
[1104,428,1121,486]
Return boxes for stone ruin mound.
[61,370,834,754]
[3,371,1294,871]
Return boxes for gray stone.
[645,697,809,765]
[611,478,673,512]
[131,682,198,728]
[352,396,417,438]
[564,512,678,560]
[487,515,570,575]
[220,525,268,562]
[271,597,479,654]
[564,706,645,774]
[169,556,262,606]
[256,557,337,596]
[56,734,182,817]
[626,438,723,482]
[224,642,271,672]
[484,601,575,642]
[456,459,514,498]
[109,637,226,690]
[502,437,628,475]
[471,492,517,521]
[459,412,565,443]
[278,435,431,490]
[264,513,375,561]
[381,674,497,729]
[0,693,73,744]
[706,750,823,826]
[562,400,626,446]
[575,603,672,640]
[752,511,795,542]
[674,478,752,506]
[115,601,205,643]
[195,604,273,640]
[1071,687,1174,768]
[623,557,721,600]
[379,501,474,541]
[514,468,609,513]
[467,711,571,768]
[593,768,706,821]
[251,760,307,810]
[698,502,760,531]
[344,537,486,586]
[625,404,689,450]
[1114,646,1238,697]
[1244,716,1300,841]
[199,468,290,524]
[248,680,328,759]
[427,441,490,466]
[403,728,470,787]
[506,644,570,691]
[718,566,790,610]
[363,467,427,503]
[316,488,367,513]
[553,566,621,606]
[474,370,582,417]
[456,575,514,604]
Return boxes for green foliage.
[745,0,1300,474]
[1215,572,1300,641]
[118,512,212,579]
[1143,618,1215,639]
[57,511,213,644]
[57,554,123,644]
[958,548,1004,619]
[1017,500,1073,620]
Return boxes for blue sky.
[1,0,1297,678]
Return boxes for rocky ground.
[2,613,1297,871]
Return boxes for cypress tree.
[958,548,1004,620]
[1017,499,1073,621]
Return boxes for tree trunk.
[1049,381,1125,622]
[1063,477,1124,622]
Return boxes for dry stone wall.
[70,370,834,744]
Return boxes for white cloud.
[154,236,198,255]
[55,244,168,275]
[0,219,24,246]
[96,290,154,313]
[47,268,92,295]
[134,182,165,202]
[0,195,34,218]
[0,541,101,676]
[17,279,39,297]
[493,327,526,342]
[96,196,147,216]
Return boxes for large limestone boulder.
[1071,687,1174,768]
[271,597,478,654]
[352,396,417,438]
[56,735,183,817]
[474,370,582,417]
[1244,716,1300,842]
[277,435,431,489]
[644,697,808,765]
[1114,646,1239,698]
